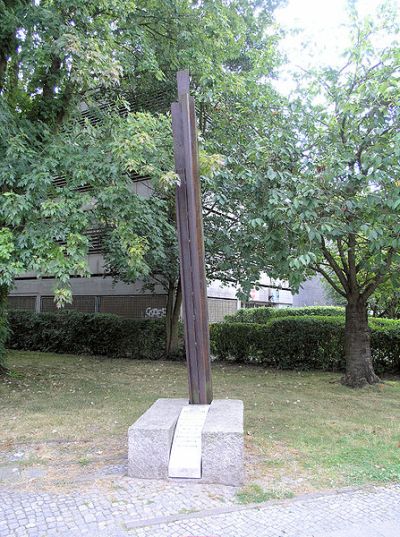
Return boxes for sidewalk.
[0,477,399,537]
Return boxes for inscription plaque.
[168,405,210,479]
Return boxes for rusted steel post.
[171,70,213,405]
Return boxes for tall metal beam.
[171,70,213,405]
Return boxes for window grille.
[207,298,237,323]
[54,227,105,254]
[8,296,36,311]
[86,228,104,254]
[242,301,273,309]
[99,295,167,319]
[52,175,93,193]
[41,295,96,313]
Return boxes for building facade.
[9,264,293,323]
[292,274,334,307]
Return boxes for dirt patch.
[0,437,128,493]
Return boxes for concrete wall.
[292,274,334,307]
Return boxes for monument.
[128,71,244,486]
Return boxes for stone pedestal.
[128,398,243,486]
[202,399,244,486]
[128,398,187,479]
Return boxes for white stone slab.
[168,404,210,479]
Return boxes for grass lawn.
[1,350,399,496]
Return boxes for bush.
[224,306,345,324]
[8,309,400,374]
[369,320,400,373]
[210,315,400,374]
[7,310,184,360]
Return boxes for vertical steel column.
[171,70,213,405]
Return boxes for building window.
[8,296,36,311]
[99,295,167,319]
[41,295,96,314]
[207,298,237,323]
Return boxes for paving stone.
[0,478,399,537]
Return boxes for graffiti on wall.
[145,306,167,318]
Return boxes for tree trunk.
[341,296,380,387]
[0,284,9,375]
[165,277,182,357]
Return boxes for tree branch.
[313,265,347,297]
[361,248,395,300]
[321,239,350,293]
[347,232,358,291]
[337,238,349,275]
[0,27,16,93]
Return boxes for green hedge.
[8,309,400,374]
[224,306,346,323]
[210,315,400,374]
[7,310,184,360]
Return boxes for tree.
[0,0,168,372]
[0,0,283,368]
[213,6,400,387]
[95,2,283,356]
[98,112,182,357]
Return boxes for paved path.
[0,479,399,537]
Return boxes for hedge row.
[210,316,400,374]
[7,310,184,360]
[7,310,400,374]
[224,306,346,323]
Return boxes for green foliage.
[323,269,400,318]
[98,112,179,287]
[203,6,400,385]
[208,7,400,303]
[7,310,184,360]
[211,316,400,374]
[0,0,282,300]
[202,63,286,292]
[225,306,345,323]
[0,0,283,364]
[12,307,400,374]
[0,314,6,352]
[368,280,400,319]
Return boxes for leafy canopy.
[0,0,281,303]
[207,4,400,303]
